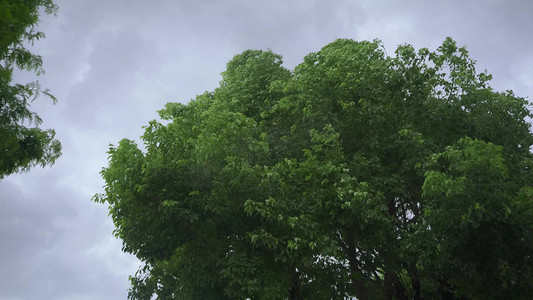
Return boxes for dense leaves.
[0,0,61,178]
[96,38,533,299]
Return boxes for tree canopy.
[96,38,533,299]
[0,0,61,178]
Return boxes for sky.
[1,0,532,299]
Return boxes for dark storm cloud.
[1,0,532,299]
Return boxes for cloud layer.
[1,0,531,298]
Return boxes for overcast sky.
[1,0,532,299]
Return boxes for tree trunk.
[383,271,394,300]
[407,264,421,300]
[344,231,371,300]
[288,269,302,300]
[439,278,457,300]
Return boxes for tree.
[0,0,61,179]
[95,38,533,299]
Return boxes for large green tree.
[0,0,61,178]
[96,38,533,299]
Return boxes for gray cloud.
[1,0,532,299]
[0,175,137,299]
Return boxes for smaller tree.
[0,0,61,178]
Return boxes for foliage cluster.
[0,0,60,178]
[96,38,533,299]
